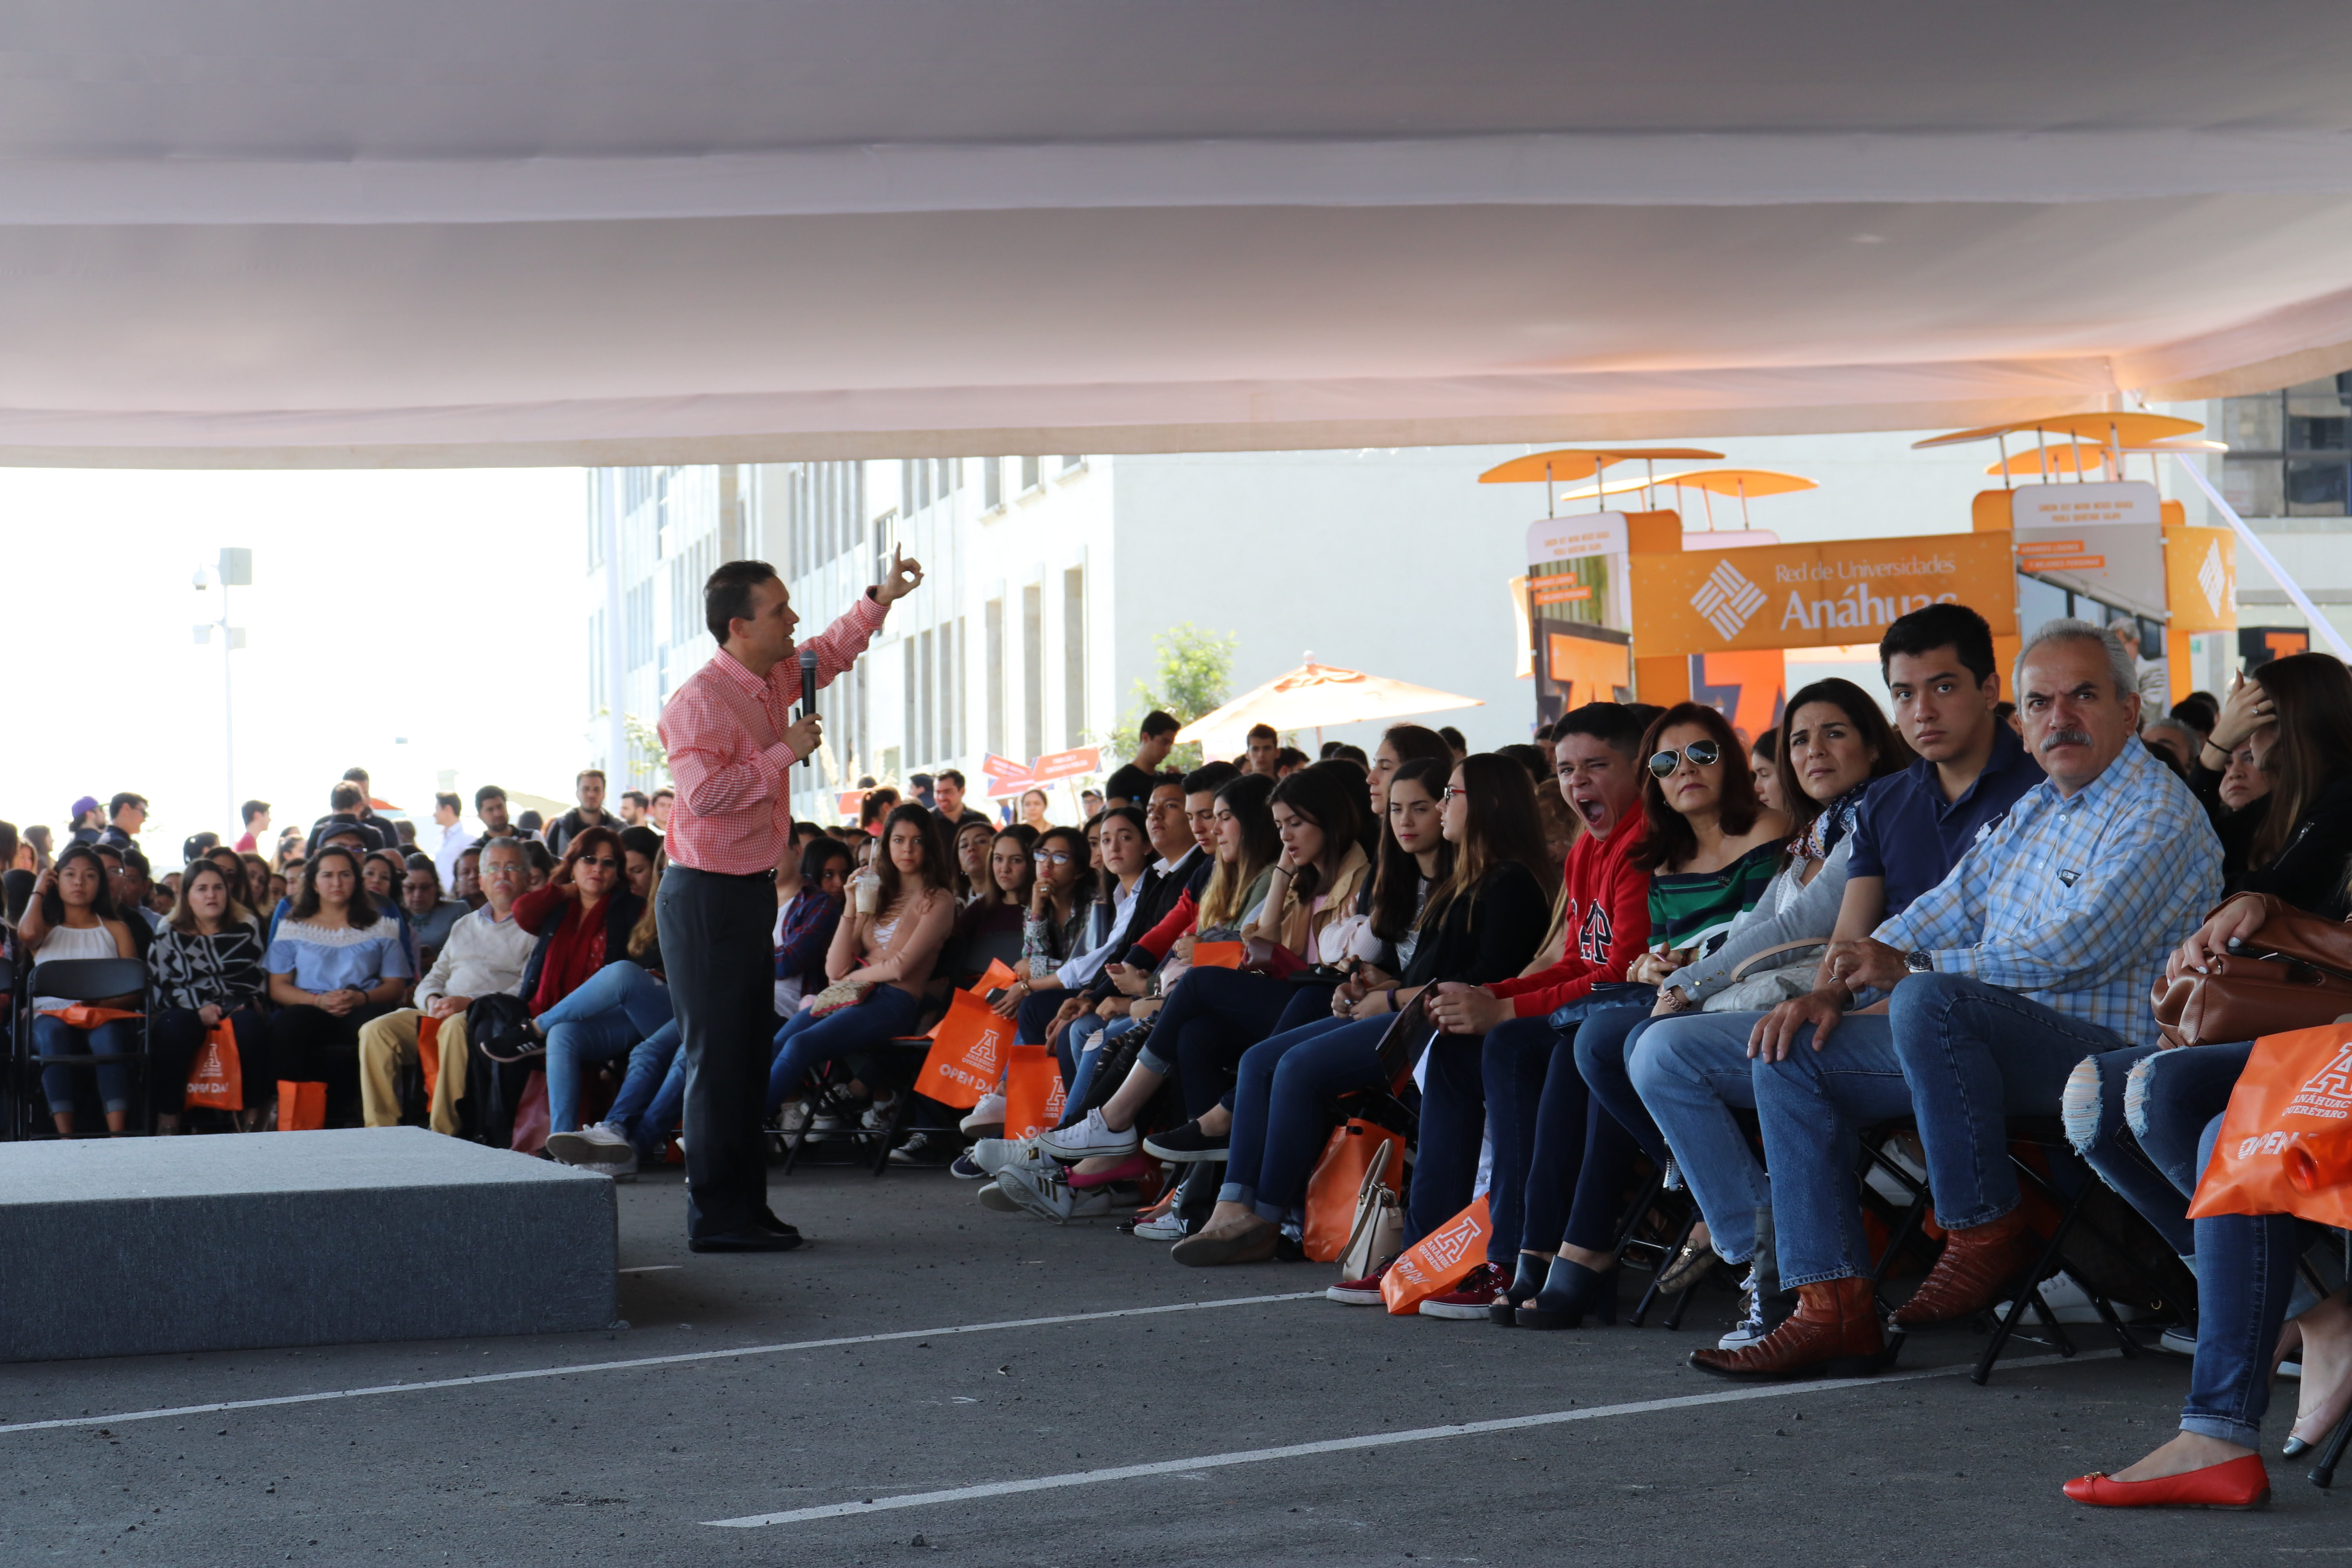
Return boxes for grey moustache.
[2039,727,2093,751]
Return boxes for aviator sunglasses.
[1648,739,1721,778]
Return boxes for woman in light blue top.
[265,844,413,1120]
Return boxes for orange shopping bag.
[2189,1022,2352,1228]
[276,1080,328,1131]
[1302,1118,1407,1263]
[184,1020,244,1111]
[1379,1194,1491,1315]
[1189,942,1245,970]
[1001,1044,1067,1140]
[916,986,1015,1110]
[416,1015,443,1102]
[37,1005,142,1030]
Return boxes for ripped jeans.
[2060,1042,2255,1260]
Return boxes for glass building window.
[2221,375,2352,517]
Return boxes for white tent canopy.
[9,2,2352,466]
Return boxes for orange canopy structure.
[1175,661,1483,757]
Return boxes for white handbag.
[1338,1138,1405,1280]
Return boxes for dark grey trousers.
[658,864,777,1238]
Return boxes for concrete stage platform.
[0,1127,616,1363]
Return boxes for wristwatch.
[1904,949,1935,974]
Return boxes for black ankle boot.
[1489,1252,1548,1326]
[1750,1206,1797,1335]
[1517,1254,1618,1330]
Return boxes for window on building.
[2223,375,2352,517]
[588,610,604,715]
[587,482,604,570]
[1062,453,1083,472]
[985,599,1005,757]
[920,627,936,764]
[903,639,918,767]
[1062,566,1086,749]
[1020,456,1040,492]
[626,582,653,668]
[1022,583,1044,762]
[984,459,1003,510]
[949,617,965,759]
[950,458,964,493]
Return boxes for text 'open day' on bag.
[184,1020,243,1111]
[1381,1194,1492,1315]
[915,960,1018,1109]
[1001,1044,1066,1142]
[2190,1021,2352,1230]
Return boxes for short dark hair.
[705,560,781,644]
[1879,602,1997,687]
[1437,726,1467,752]
[404,852,437,875]
[621,789,650,809]
[1247,723,1279,745]
[1553,702,1648,759]
[118,844,151,880]
[330,781,365,811]
[1183,761,1241,795]
[800,835,854,880]
[240,799,270,825]
[475,785,506,810]
[516,810,544,833]
[1330,743,1369,767]
[435,791,462,814]
[936,768,966,788]
[651,786,674,802]
[1276,746,1309,768]
[109,792,147,817]
[1140,710,1181,740]
[618,824,663,863]
[577,768,606,785]
[343,767,370,784]
[521,839,556,874]
[181,831,220,863]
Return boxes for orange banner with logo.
[1631,533,2017,657]
[2165,525,2238,635]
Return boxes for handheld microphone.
[798,648,820,768]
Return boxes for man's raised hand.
[877,544,925,605]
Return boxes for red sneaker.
[1417,1262,1510,1320]
[1328,1255,1397,1305]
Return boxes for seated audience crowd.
[10,603,2352,1514]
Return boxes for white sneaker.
[971,1136,1040,1177]
[861,1097,898,1130]
[959,1093,1007,1135]
[778,1101,813,1133]
[546,1123,632,1166]
[1133,1209,1186,1241]
[1718,1269,1769,1351]
[1036,1108,1138,1161]
[993,1163,1120,1224]
[583,1154,637,1181]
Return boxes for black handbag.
[1545,981,1653,1033]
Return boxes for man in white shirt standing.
[358,838,537,1133]
[430,792,471,892]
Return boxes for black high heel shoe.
[1490,1252,1548,1326]
[1516,1254,1618,1330]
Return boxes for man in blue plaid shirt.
[1692,619,2221,1382]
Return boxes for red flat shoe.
[2062,1454,2270,1510]
[1068,1152,1149,1190]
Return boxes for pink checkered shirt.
[657,592,888,876]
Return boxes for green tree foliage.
[1112,623,1237,771]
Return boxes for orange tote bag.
[917,988,1016,1110]
[1302,1119,1408,1263]
[1001,1045,1067,1140]
[184,1021,244,1111]
[276,1080,328,1131]
[1189,942,1245,971]
[2189,1022,2352,1229]
[1380,1195,1492,1316]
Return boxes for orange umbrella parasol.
[1175,660,1483,758]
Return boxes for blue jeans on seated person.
[1628,1009,1772,1267]
[765,985,928,1117]
[1410,1028,1488,1253]
[1147,966,1336,1121]
[35,1014,140,1116]
[1217,1014,1381,1223]
[2182,1114,2300,1447]
[602,1018,684,1160]
[1753,972,2124,1288]
[537,962,675,1134]
[1060,1012,1141,1122]
[2062,1040,2252,1261]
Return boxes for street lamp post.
[193,548,251,833]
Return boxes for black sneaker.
[1142,1120,1230,1163]
[887,1132,957,1167]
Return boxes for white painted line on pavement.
[707,1348,2122,1528]
[0,1291,1324,1438]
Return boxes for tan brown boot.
[1688,1277,1897,1381]
[1892,1209,2035,1327]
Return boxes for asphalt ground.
[3,1161,2346,1566]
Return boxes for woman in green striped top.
[1629,703,1792,979]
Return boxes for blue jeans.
[2184,1117,2300,1446]
[1218,1015,1381,1222]
[35,1014,139,1116]
[1753,973,2124,1287]
[537,961,675,1134]
[1410,1030,1488,1250]
[1061,1012,1141,1121]
[1148,966,1335,1120]
[1486,999,1658,1262]
[2062,1041,2253,1260]
[603,1019,685,1160]
[765,985,927,1116]
[1628,1010,1771,1266]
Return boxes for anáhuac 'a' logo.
[1421,1212,1480,1270]
[2198,539,2229,620]
[1690,560,1768,640]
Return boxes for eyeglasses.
[1648,739,1721,778]
[1033,850,1074,865]
[1440,786,1467,802]
[579,857,621,870]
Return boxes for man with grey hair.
[2107,616,2171,717]
[1689,617,2220,1382]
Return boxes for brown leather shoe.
[1892,1209,2036,1327]
[1688,1277,1897,1381]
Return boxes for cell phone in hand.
[985,987,1010,1005]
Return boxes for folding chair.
[21,956,153,1136]
[777,986,951,1177]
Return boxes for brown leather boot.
[1688,1277,1896,1381]
[1892,1209,2035,1327]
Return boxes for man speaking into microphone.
[658,546,922,1250]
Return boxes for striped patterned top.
[1647,840,1782,959]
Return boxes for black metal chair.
[20,956,152,1137]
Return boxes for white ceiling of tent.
[6,1,2352,466]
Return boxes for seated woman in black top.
[149,858,272,1131]
[1171,752,1551,1266]
[2182,653,2352,907]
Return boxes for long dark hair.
[292,844,381,926]
[40,842,120,928]
[167,859,253,934]
[978,826,1037,910]
[1424,751,1550,931]
[2243,653,2352,868]
[1632,702,1766,873]
[1091,805,1150,905]
[1034,824,1097,912]
[1198,773,1279,931]
[871,804,948,912]
[1774,678,1914,842]
[1381,723,1454,771]
[1368,758,1453,943]
[953,817,999,902]
[1268,764,1364,900]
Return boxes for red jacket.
[1488,809,1650,1018]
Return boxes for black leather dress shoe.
[755,1209,804,1243]
[688,1228,803,1253]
